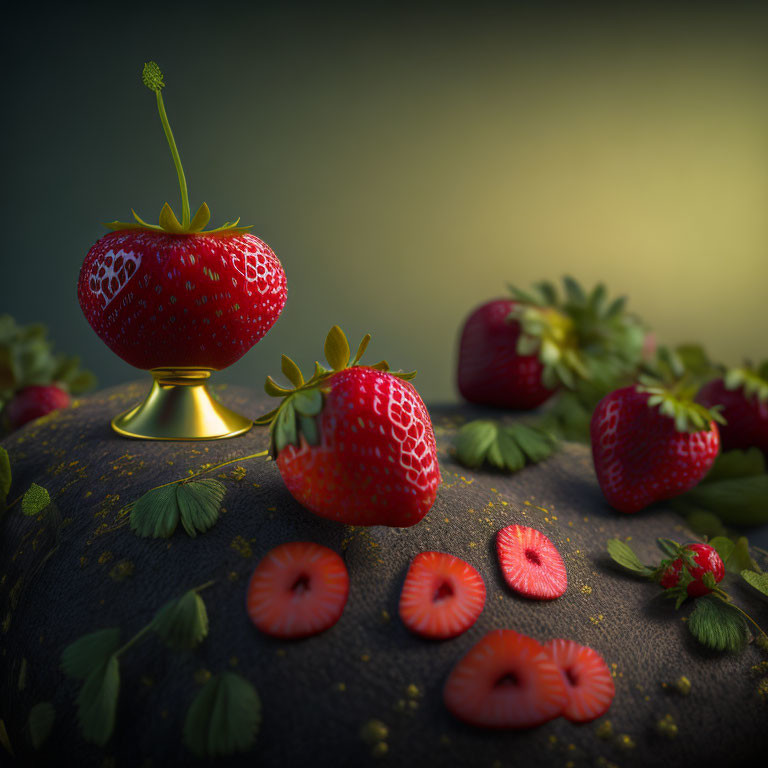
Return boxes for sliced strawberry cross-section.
[545,638,615,722]
[246,542,349,639]
[399,551,486,639]
[444,629,567,729]
[496,524,567,600]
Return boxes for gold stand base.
[111,368,253,441]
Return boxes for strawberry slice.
[398,551,486,639]
[496,524,567,600]
[246,542,349,639]
[444,629,567,728]
[545,638,615,722]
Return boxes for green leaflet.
[183,673,261,758]
[453,419,557,473]
[28,702,55,750]
[741,570,768,599]
[130,483,180,538]
[152,590,209,651]
[22,483,50,516]
[177,479,226,537]
[701,448,765,484]
[687,596,750,652]
[606,539,653,577]
[130,479,225,539]
[684,508,727,539]
[708,536,735,566]
[0,446,10,509]
[680,475,768,526]
[61,628,121,679]
[77,656,120,745]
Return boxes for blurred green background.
[2,1,766,402]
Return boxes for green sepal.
[292,388,322,416]
[27,702,55,750]
[724,364,768,404]
[21,483,50,516]
[351,334,371,365]
[656,538,681,558]
[61,628,121,679]
[687,595,750,652]
[183,672,261,758]
[151,589,209,650]
[281,355,304,388]
[325,325,350,371]
[105,204,253,236]
[639,381,725,434]
[188,202,212,232]
[265,376,292,397]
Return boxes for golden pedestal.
[111,368,253,441]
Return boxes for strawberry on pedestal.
[78,62,287,440]
[457,277,645,409]
[590,358,725,513]
[255,326,440,527]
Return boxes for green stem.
[713,593,768,638]
[155,89,190,229]
[115,622,152,659]
[180,451,269,482]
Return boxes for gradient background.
[2,1,766,401]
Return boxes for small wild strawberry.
[4,385,70,430]
[658,542,725,598]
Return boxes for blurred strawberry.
[457,278,645,410]
[4,385,71,430]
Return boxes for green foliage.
[130,479,225,539]
[605,539,653,577]
[152,590,209,650]
[453,419,557,472]
[703,448,765,483]
[684,508,726,539]
[183,673,261,758]
[61,628,121,679]
[27,702,55,750]
[0,446,10,512]
[741,570,768,599]
[0,314,96,409]
[21,483,50,516]
[724,364,768,403]
[77,657,120,745]
[687,596,750,652]
[680,475,768,526]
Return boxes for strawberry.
[697,364,768,454]
[3,385,70,431]
[544,638,615,722]
[658,542,725,598]
[443,629,567,729]
[78,62,286,372]
[496,524,568,600]
[398,551,486,639]
[246,541,349,639]
[457,278,645,409]
[255,326,440,527]
[590,385,722,514]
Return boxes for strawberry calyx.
[507,276,645,390]
[254,326,416,456]
[637,350,725,433]
[105,62,251,237]
[723,361,768,404]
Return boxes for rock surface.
[1,382,767,767]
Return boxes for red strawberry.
[246,541,349,639]
[78,62,286,372]
[697,366,768,454]
[658,543,725,598]
[256,326,440,527]
[443,629,567,729]
[545,638,615,722]
[398,551,486,639]
[591,385,721,514]
[457,278,645,410]
[496,524,567,600]
[457,299,554,409]
[4,385,71,430]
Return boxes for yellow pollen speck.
[580,585,592,595]
[361,654,370,662]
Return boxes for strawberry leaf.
[606,538,654,577]
[707,536,735,565]
[741,570,768,599]
[129,484,180,538]
[27,702,55,750]
[77,656,120,745]
[61,628,121,679]
[684,508,726,539]
[687,596,749,652]
[679,475,768,526]
[22,483,50,516]
[152,589,209,650]
[701,448,765,484]
[183,673,261,758]
[177,479,226,537]
[453,421,497,469]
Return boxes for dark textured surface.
[1,382,767,767]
